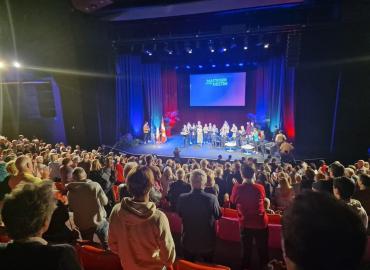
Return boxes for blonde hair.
[91,159,102,171]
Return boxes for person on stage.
[231,124,238,140]
[196,121,203,146]
[252,128,259,153]
[220,126,227,147]
[211,124,219,148]
[207,123,213,144]
[191,123,196,145]
[181,124,190,147]
[275,130,286,147]
[143,121,150,144]
[203,124,209,144]
[238,125,246,147]
[246,122,251,136]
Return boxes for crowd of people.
[0,134,369,270]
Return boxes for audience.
[231,164,269,270]
[177,169,221,263]
[108,166,175,270]
[0,134,369,269]
[67,167,109,248]
[0,181,82,270]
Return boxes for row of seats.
[76,244,231,270]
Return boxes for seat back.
[268,224,282,249]
[164,211,182,234]
[221,207,238,219]
[174,259,231,270]
[216,217,240,242]
[76,244,122,270]
[267,214,282,224]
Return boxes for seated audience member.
[312,161,344,194]
[274,172,294,210]
[108,166,175,270]
[264,198,275,214]
[177,169,221,263]
[281,191,367,270]
[230,164,268,270]
[333,176,368,229]
[67,167,109,248]
[354,174,370,221]
[60,157,73,184]
[0,181,82,270]
[167,168,191,211]
[8,155,42,190]
[204,170,220,197]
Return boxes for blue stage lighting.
[174,66,179,70]
[243,46,248,50]
[238,62,244,67]
[198,65,203,69]
[211,64,216,68]
[222,47,227,52]
[225,63,230,67]
[186,65,191,69]
[264,43,270,49]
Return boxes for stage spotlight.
[186,65,191,69]
[225,63,230,67]
[13,61,21,68]
[264,43,270,49]
[198,65,203,69]
[185,47,192,54]
[211,64,216,68]
[222,47,227,52]
[0,61,5,69]
[208,40,215,53]
[238,62,244,67]
[243,46,248,50]
[145,50,152,56]
[243,37,249,50]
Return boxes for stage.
[113,134,268,162]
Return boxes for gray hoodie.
[347,199,368,229]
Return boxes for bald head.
[15,156,33,174]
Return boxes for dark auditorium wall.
[0,0,115,148]
[295,25,370,162]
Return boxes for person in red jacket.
[231,164,268,270]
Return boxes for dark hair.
[145,154,153,165]
[2,181,56,240]
[305,168,315,181]
[333,176,355,200]
[282,191,366,270]
[330,161,345,177]
[127,166,154,198]
[240,164,255,180]
[359,173,370,188]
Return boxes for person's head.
[215,167,223,178]
[240,164,255,184]
[200,159,208,169]
[127,166,154,200]
[61,157,72,167]
[190,169,207,190]
[72,167,87,181]
[279,175,292,191]
[282,191,366,270]
[217,155,222,160]
[91,159,102,171]
[163,166,173,178]
[305,167,315,181]
[15,155,33,174]
[358,173,370,190]
[206,170,215,187]
[149,165,162,181]
[264,197,271,210]
[356,160,365,169]
[123,162,138,179]
[145,154,154,166]
[6,160,18,175]
[344,167,355,178]
[333,176,355,201]
[2,181,56,240]
[176,168,185,181]
[329,161,345,178]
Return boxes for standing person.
[203,124,209,144]
[168,168,191,211]
[354,174,370,226]
[108,166,176,270]
[67,167,109,249]
[0,181,82,270]
[177,169,222,263]
[181,124,189,147]
[231,124,238,140]
[60,157,73,185]
[143,121,150,144]
[78,153,91,176]
[197,121,203,146]
[231,164,269,270]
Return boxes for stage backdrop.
[116,55,295,141]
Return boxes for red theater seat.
[76,244,122,270]
[216,217,240,242]
[268,224,282,250]
[164,211,183,234]
[267,214,282,224]
[174,259,231,270]
[221,207,238,219]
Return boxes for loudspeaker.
[37,82,56,118]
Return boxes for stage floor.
[114,135,267,162]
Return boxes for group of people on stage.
[180,121,265,148]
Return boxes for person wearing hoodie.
[108,165,175,270]
[67,167,109,248]
[333,176,368,229]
